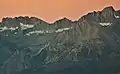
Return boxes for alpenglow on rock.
[0,6,120,74]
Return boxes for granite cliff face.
[0,6,120,74]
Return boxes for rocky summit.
[0,6,120,74]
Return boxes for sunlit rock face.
[0,6,120,74]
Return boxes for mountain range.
[0,6,120,74]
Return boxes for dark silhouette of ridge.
[0,6,119,25]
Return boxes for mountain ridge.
[0,6,119,25]
[0,6,120,74]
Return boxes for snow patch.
[0,27,8,32]
[26,30,54,36]
[100,23,112,26]
[20,23,34,30]
[25,27,73,36]
[114,14,120,19]
[0,26,18,32]
[8,27,18,30]
[26,30,45,36]
[0,23,34,32]
[55,27,73,33]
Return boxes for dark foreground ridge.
[0,6,120,74]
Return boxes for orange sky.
[0,0,120,22]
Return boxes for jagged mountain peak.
[101,6,116,19]
[102,6,115,12]
[52,17,72,24]
[1,16,49,26]
[78,6,120,26]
